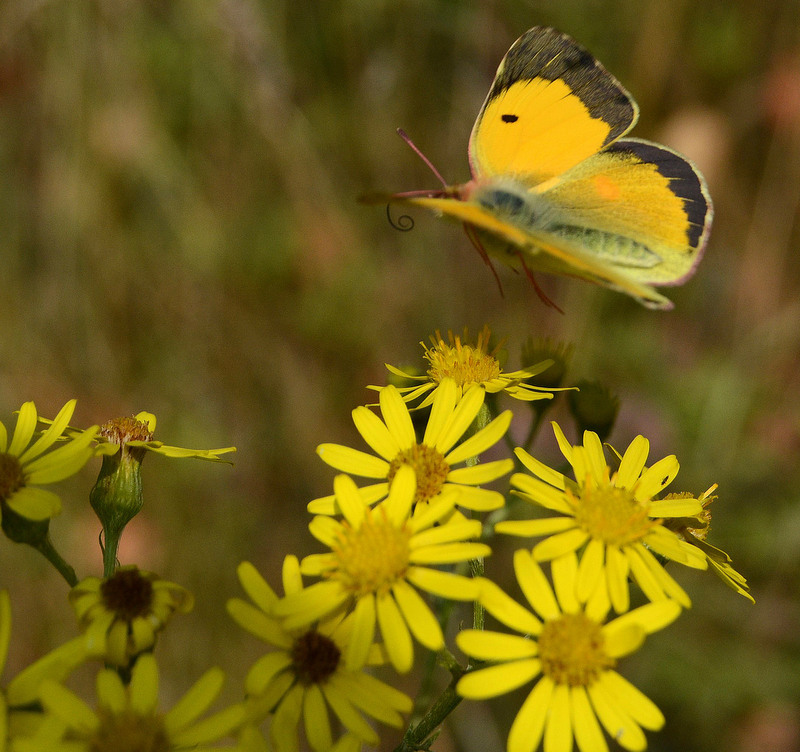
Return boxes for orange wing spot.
[592,174,621,200]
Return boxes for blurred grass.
[1,0,799,749]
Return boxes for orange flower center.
[538,612,614,687]
[100,416,154,446]
[572,479,655,547]
[424,331,501,388]
[388,444,449,506]
[331,508,412,597]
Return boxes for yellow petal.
[514,447,567,490]
[616,436,649,489]
[543,683,572,752]
[515,549,560,620]
[457,659,541,700]
[456,629,537,661]
[129,654,159,716]
[317,443,389,479]
[508,677,552,752]
[7,402,37,457]
[376,593,414,673]
[478,578,542,635]
[378,386,416,449]
[345,595,376,672]
[601,671,664,730]
[303,684,333,752]
[445,410,511,465]
[533,528,589,563]
[431,383,483,454]
[570,685,608,752]
[350,406,401,460]
[392,580,442,651]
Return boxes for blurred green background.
[1,0,799,750]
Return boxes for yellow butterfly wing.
[469,27,638,184]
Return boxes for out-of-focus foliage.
[0,1,798,750]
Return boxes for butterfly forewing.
[468,27,639,184]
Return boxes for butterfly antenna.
[465,224,505,297]
[517,252,564,314]
[397,128,448,189]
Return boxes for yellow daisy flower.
[23,653,246,752]
[227,556,412,752]
[69,567,194,667]
[663,485,754,603]
[0,400,97,526]
[457,550,682,752]
[274,467,489,673]
[497,423,708,612]
[90,411,236,463]
[381,326,556,406]
[311,378,512,516]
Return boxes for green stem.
[101,528,120,578]
[396,673,465,752]
[34,535,78,587]
[410,647,439,725]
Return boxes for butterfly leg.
[517,252,564,314]
[464,224,505,297]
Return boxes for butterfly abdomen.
[548,225,661,269]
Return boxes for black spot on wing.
[606,140,711,249]
[501,114,519,123]
[488,26,636,145]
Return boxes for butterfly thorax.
[464,178,557,230]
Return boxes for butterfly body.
[371,27,713,309]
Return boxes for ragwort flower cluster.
[231,376,515,750]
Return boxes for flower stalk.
[90,447,145,578]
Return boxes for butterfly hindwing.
[469,27,638,184]
[533,138,713,285]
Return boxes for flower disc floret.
[100,415,154,446]
[571,480,656,547]
[291,630,341,686]
[663,485,753,602]
[538,612,614,687]
[332,509,412,597]
[424,327,502,386]
[387,444,450,506]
